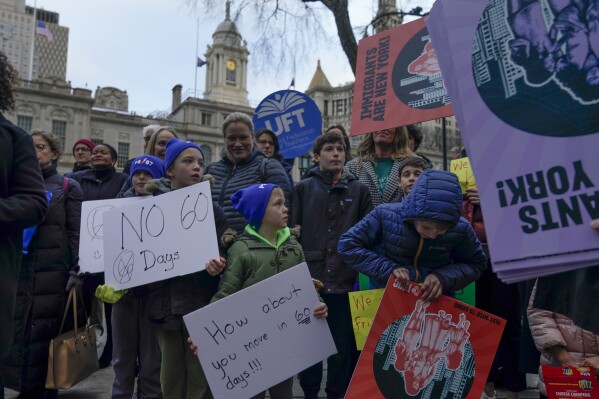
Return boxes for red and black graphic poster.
[346,278,505,399]
[350,17,453,137]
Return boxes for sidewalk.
[5,367,541,398]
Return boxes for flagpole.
[28,0,37,81]
[194,16,199,97]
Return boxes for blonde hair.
[270,187,285,201]
[145,126,178,155]
[31,129,62,161]
[222,112,254,136]
[355,126,414,166]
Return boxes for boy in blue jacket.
[338,169,487,302]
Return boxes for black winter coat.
[0,115,48,360]
[141,178,229,330]
[2,163,83,391]
[292,169,373,293]
[205,149,292,233]
[70,166,128,201]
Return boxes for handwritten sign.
[450,157,477,194]
[184,263,336,399]
[79,197,145,273]
[347,278,504,399]
[350,17,453,137]
[348,289,383,350]
[102,182,219,289]
[543,366,599,399]
[253,90,322,158]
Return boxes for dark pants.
[299,293,358,399]
[476,262,527,392]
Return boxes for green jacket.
[212,226,304,302]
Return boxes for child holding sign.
[210,183,328,399]
[291,132,372,399]
[338,169,487,301]
[142,138,229,399]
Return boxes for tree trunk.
[320,0,358,75]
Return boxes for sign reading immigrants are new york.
[103,182,219,290]
[426,0,599,282]
[350,16,453,137]
[184,263,337,399]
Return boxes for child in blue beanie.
[208,183,328,399]
[140,137,229,399]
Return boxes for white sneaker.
[481,391,497,399]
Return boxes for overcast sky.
[31,0,435,115]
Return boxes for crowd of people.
[1,47,598,399]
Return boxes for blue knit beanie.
[231,183,278,231]
[164,138,204,170]
[130,155,164,180]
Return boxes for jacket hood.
[400,169,462,227]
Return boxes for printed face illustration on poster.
[253,90,322,159]
[472,0,599,137]
[346,279,505,399]
[351,17,454,137]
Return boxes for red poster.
[543,366,599,399]
[346,278,505,399]
[350,17,453,137]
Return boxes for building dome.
[212,1,242,46]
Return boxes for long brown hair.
[0,51,18,112]
[355,126,414,166]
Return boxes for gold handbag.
[45,288,99,389]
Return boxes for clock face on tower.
[226,59,237,71]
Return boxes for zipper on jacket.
[218,164,237,206]
[413,236,424,283]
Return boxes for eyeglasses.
[35,144,47,151]
[257,139,274,146]
[74,146,91,153]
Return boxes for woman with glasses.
[255,128,294,187]
[2,130,83,399]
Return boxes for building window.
[91,138,104,145]
[323,100,329,116]
[17,115,32,133]
[336,100,343,115]
[117,142,130,168]
[52,120,67,151]
[201,113,212,126]
[200,144,212,163]
[226,69,236,83]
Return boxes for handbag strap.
[59,288,84,336]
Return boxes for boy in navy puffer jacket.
[338,169,487,302]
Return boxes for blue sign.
[253,90,322,159]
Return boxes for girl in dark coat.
[1,130,83,399]
[70,143,127,368]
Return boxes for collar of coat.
[244,225,290,249]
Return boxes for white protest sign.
[103,181,219,290]
[79,197,145,273]
[184,263,337,399]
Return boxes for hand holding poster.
[350,17,453,137]
[346,278,505,399]
[184,263,336,399]
[79,197,145,273]
[103,182,219,289]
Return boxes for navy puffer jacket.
[338,169,487,291]
[205,149,292,233]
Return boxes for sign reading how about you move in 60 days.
[184,263,337,399]
[79,196,145,273]
[102,181,219,290]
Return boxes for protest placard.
[542,366,599,399]
[427,0,599,282]
[346,278,504,399]
[184,263,336,399]
[102,181,219,289]
[253,90,322,158]
[79,196,145,273]
[348,289,383,351]
[450,157,477,194]
[350,16,453,137]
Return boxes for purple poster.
[427,0,599,282]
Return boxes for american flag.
[36,21,53,41]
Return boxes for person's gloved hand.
[65,270,84,293]
[95,284,128,304]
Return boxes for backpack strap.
[63,177,69,201]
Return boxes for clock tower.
[203,1,250,107]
